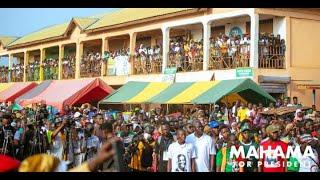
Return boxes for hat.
[215,104,220,108]
[209,121,219,128]
[240,123,250,132]
[0,155,20,172]
[266,124,280,134]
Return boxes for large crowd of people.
[0,96,319,172]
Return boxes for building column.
[75,41,83,79]
[58,45,64,80]
[250,13,259,68]
[40,48,46,81]
[161,27,170,73]
[202,21,211,71]
[23,51,28,82]
[101,38,109,77]
[8,54,12,82]
[129,32,137,75]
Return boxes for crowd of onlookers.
[0,96,319,172]
[26,60,40,82]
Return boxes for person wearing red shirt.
[258,124,288,172]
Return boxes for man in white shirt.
[167,129,196,172]
[186,120,216,172]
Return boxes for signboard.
[162,67,177,82]
[236,68,253,78]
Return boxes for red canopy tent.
[17,78,114,113]
[0,82,37,103]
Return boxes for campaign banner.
[107,57,116,76]
[115,55,129,76]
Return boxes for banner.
[115,55,129,76]
[107,57,116,76]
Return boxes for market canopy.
[0,82,37,103]
[16,78,114,113]
[100,78,275,105]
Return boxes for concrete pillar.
[161,27,170,73]
[8,54,12,82]
[101,38,107,77]
[23,51,28,82]
[75,42,83,79]
[129,32,137,75]
[250,13,259,68]
[58,45,64,80]
[40,48,46,81]
[202,21,211,71]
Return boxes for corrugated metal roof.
[73,17,99,30]
[86,8,194,30]
[8,23,69,47]
[0,36,19,47]
[7,8,195,47]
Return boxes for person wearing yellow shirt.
[237,103,249,122]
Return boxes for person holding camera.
[0,113,15,156]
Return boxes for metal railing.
[80,58,102,78]
[168,53,203,72]
[258,44,285,69]
[209,44,250,70]
[133,56,163,74]
[0,67,9,83]
[42,59,59,80]
[62,57,75,79]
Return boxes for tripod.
[1,129,15,158]
[29,127,46,156]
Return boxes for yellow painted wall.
[291,18,320,68]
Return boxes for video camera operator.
[0,113,15,156]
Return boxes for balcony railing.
[80,57,102,78]
[168,53,203,72]
[209,44,250,70]
[133,56,163,74]
[62,57,75,79]
[26,61,40,82]
[0,67,9,83]
[258,44,285,69]
[10,65,24,82]
[42,59,59,80]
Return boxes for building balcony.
[133,56,163,75]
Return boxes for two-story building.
[1,8,320,108]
